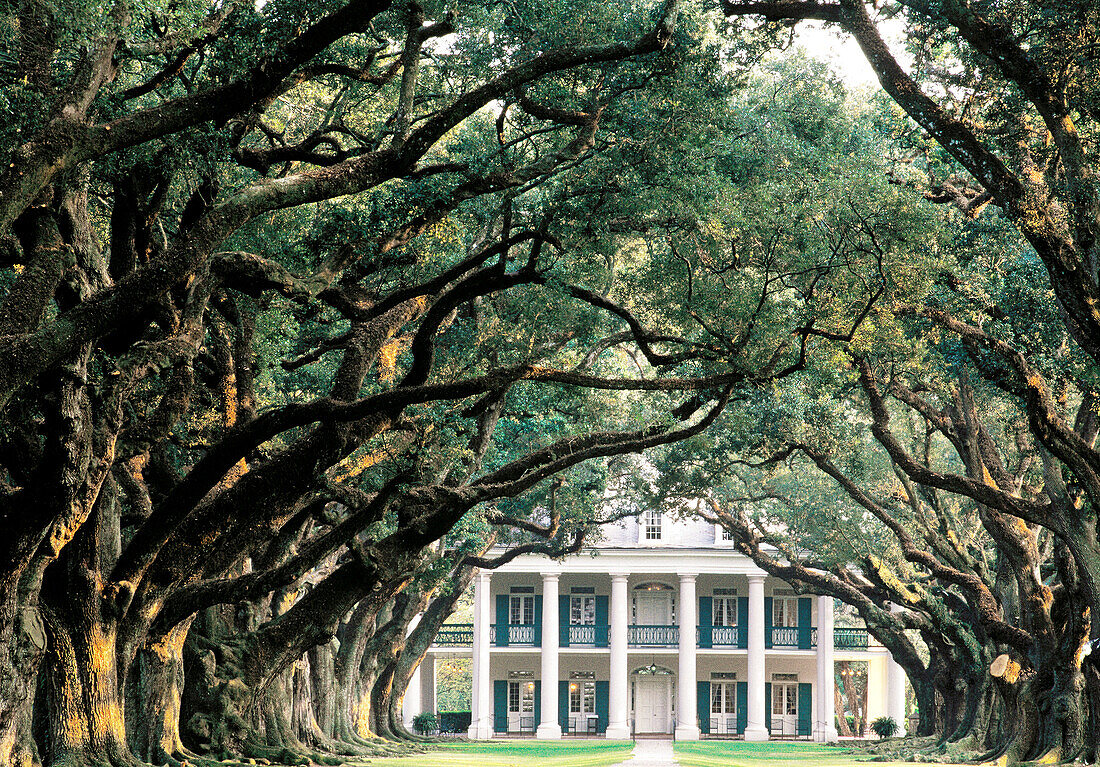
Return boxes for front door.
[771,681,798,736]
[634,677,671,733]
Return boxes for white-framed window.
[568,681,596,713]
[509,681,535,713]
[772,681,798,717]
[643,509,662,540]
[711,682,736,714]
[510,594,535,625]
[571,595,595,624]
[713,596,738,626]
[772,596,798,628]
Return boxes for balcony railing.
[699,625,744,647]
[434,624,473,647]
[565,624,609,647]
[491,623,538,646]
[628,624,679,646]
[835,627,870,649]
[769,626,817,648]
[437,623,874,651]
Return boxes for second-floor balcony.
[628,624,679,646]
[436,623,873,651]
[769,626,816,649]
[835,627,872,649]
[492,623,539,646]
[563,623,609,647]
[699,625,745,647]
[435,624,474,646]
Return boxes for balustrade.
[444,618,872,650]
[487,623,539,646]
[834,627,870,649]
[627,624,679,646]
[434,624,473,647]
[566,624,610,646]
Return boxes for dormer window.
[643,509,662,540]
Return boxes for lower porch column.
[745,573,769,741]
[887,654,907,735]
[814,596,839,742]
[421,654,436,718]
[403,613,423,731]
[403,664,422,731]
[468,571,493,739]
[537,572,562,739]
[606,573,631,739]
[676,573,700,741]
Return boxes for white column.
[403,613,423,730]
[814,596,839,742]
[676,573,700,740]
[404,665,422,730]
[606,573,631,739]
[421,654,436,716]
[468,571,493,739]
[886,654,907,736]
[745,574,769,741]
[537,572,562,739]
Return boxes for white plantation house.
[404,513,908,740]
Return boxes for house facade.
[406,513,908,740]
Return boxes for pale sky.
[796,22,879,87]
[793,19,910,90]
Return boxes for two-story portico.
[408,514,906,741]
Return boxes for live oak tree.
[0,0,770,764]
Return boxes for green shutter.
[798,683,812,736]
[495,595,509,646]
[595,681,609,733]
[698,596,712,648]
[764,683,772,731]
[737,597,749,649]
[493,680,508,733]
[595,595,609,647]
[736,682,748,734]
[559,680,569,731]
[798,597,813,649]
[697,681,711,734]
[534,595,543,646]
[560,595,571,646]
[764,596,773,649]
[534,681,541,729]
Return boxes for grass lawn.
[366,739,634,767]
[673,740,968,767]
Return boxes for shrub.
[438,711,472,733]
[871,716,898,739]
[412,712,438,735]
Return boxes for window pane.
[772,684,783,715]
[725,683,736,713]
[714,597,737,627]
[712,683,722,714]
[572,596,595,624]
[644,510,662,540]
[584,682,596,713]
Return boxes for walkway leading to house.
[613,738,676,767]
